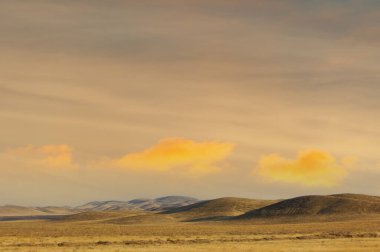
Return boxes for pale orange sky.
[0,0,379,206]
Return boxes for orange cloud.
[257,150,352,187]
[6,144,76,169]
[112,138,234,176]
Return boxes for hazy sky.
[1,0,379,206]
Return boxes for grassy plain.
[1,213,380,251]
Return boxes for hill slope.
[76,196,199,211]
[163,197,278,221]
[0,205,77,217]
[239,194,380,219]
[59,210,145,222]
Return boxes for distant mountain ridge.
[3,193,380,222]
[0,196,199,217]
[75,196,199,212]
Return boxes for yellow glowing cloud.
[257,150,351,187]
[113,138,234,176]
[6,144,76,169]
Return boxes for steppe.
[1,194,380,251]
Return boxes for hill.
[0,205,77,217]
[76,196,198,211]
[0,205,44,217]
[104,212,176,225]
[59,210,178,225]
[238,193,380,219]
[163,197,278,221]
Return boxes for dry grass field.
[2,194,380,251]
[1,213,380,252]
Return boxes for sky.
[0,0,380,206]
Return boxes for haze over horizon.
[1,0,379,206]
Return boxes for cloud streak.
[110,138,234,176]
[6,144,77,169]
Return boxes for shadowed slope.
[60,210,176,225]
[58,210,145,222]
[104,213,176,225]
[163,197,278,221]
[238,194,380,219]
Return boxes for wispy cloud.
[6,144,77,169]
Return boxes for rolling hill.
[58,210,177,225]
[238,194,380,219]
[104,212,176,225]
[163,197,278,221]
[4,194,380,224]
[0,205,77,217]
[61,197,277,224]
[59,210,145,222]
[76,196,199,211]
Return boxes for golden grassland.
[1,213,380,251]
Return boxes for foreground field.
[1,238,380,252]
[1,215,380,251]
